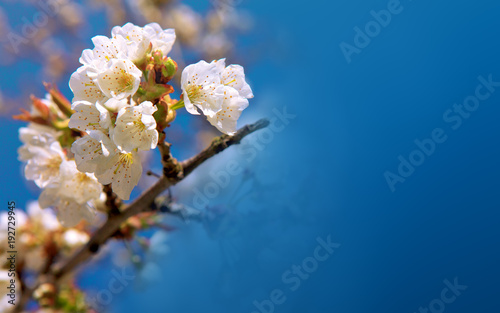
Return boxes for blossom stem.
[170,99,185,110]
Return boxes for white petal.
[91,35,125,64]
[79,49,94,66]
[113,102,158,152]
[181,60,224,117]
[96,58,142,99]
[57,160,101,202]
[95,151,142,200]
[145,24,176,56]
[39,187,58,209]
[221,64,254,99]
[103,97,132,112]
[72,135,102,173]
[55,200,95,227]
[89,130,117,157]
[24,141,64,188]
[206,87,249,135]
[68,101,110,132]
[112,23,150,62]
[69,66,107,104]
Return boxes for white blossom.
[71,127,144,200]
[96,58,142,99]
[206,86,249,135]
[95,150,142,200]
[181,59,252,134]
[58,161,102,205]
[18,123,59,161]
[39,191,95,227]
[23,141,65,188]
[80,35,126,68]
[113,101,158,152]
[216,58,254,99]
[144,23,176,56]
[111,23,151,62]
[71,130,114,173]
[39,160,101,227]
[68,101,111,133]
[181,60,224,117]
[69,65,107,104]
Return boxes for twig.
[181,118,270,176]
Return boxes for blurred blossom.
[91,0,127,25]
[26,201,61,231]
[149,230,170,256]
[136,230,170,284]
[58,1,85,29]
[166,4,203,47]
[202,33,232,61]
[62,229,90,250]
[207,6,252,33]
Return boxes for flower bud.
[30,95,50,119]
[152,50,163,64]
[44,82,74,117]
[154,94,177,131]
[160,58,177,83]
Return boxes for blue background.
[1,0,500,312]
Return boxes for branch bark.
[14,118,269,312]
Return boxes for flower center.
[45,155,62,176]
[114,153,134,174]
[118,70,135,93]
[186,83,204,104]
[132,114,146,131]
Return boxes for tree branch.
[52,118,269,280]
[182,118,270,176]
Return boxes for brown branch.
[56,119,269,279]
[182,118,270,176]
[104,184,122,217]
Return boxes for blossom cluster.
[16,22,253,227]
[18,95,102,227]
[181,58,253,135]
[67,23,176,201]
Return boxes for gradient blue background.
[1,0,500,312]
